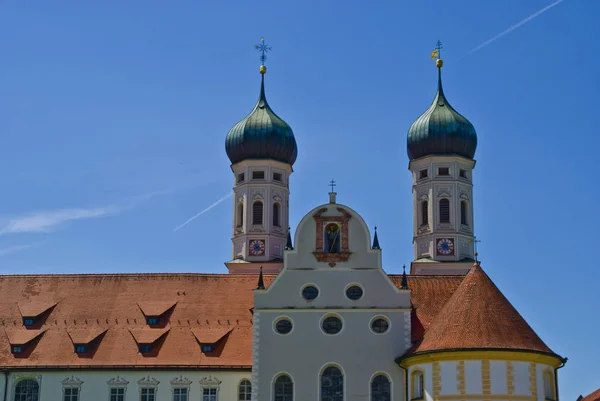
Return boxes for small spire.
[329,179,337,203]
[255,37,271,75]
[285,227,294,250]
[372,226,380,250]
[256,266,265,290]
[400,265,408,289]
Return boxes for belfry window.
[252,171,265,180]
[371,375,391,401]
[274,375,293,401]
[252,201,263,225]
[273,203,281,227]
[439,199,450,223]
[324,223,341,253]
[460,201,468,225]
[321,366,343,401]
[237,203,244,227]
[14,379,40,401]
[421,201,428,226]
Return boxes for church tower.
[224,39,297,274]
[407,49,478,275]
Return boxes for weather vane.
[329,179,337,193]
[472,238,482,261]
[255,37,272,65]
[430,40,443,60]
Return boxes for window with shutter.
[252,201,263,225]
[439,199,450,223]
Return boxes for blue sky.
[0,0,598,397]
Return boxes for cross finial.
[435,40,443,58]
[472,238,482,262]
[329,179,337,193]
[255,37,272,66]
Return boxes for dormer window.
[11,345,23,354]
[146,317,159,325]
[18,300,56,328]
[201,344,215,353]
[74,344,86,353]
[139,344,152,354]
[23,318,35,327]
[252,171,265,180]
[137,301,176,328]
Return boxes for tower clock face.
[249,240,265,256]
[436,238,455,256]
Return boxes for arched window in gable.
[252,201,263,225]
[14,379,40,401]
[439,199,450,223]
[238,379,251,401]
[321,366,343,401]
[273,375,293,401]
[371,375,391,401]
[273,202,281,227]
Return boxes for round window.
[345,285,363,300]
[302,285,319,300]
[275,318,293,335]
[371,317,390,334]
[322,316,343,335]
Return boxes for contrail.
[459,0,566,59]
[173,192,232,232]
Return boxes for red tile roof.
[402,263,561,359]
[580,388,600,401]
[5,329,46,345]
[0,269,559,369]
[18,301,56,318]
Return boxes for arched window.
[411,371,424,400]
[543,371,555,400]
[252,201,263,225]
[460,201,468,226]
[371,375,391,401]
[274,375,293,401]
[439,199,450,223]
[14,379,39,401]
[421,201,429,226]
[273,203,281,227]
[238,379,251,401]
[321,366,343,401]
[237,203,244,227]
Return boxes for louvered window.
[460,201,468,225]
[421,201,428,226]
[439,199,450,223]
[252,201,263,225]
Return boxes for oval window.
[322,316,343,335]
[275,318,293,335]
[346,285,363,300]
[371,317,390,334]
[302,285,319,301]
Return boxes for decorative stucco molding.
[199,375,222,387]
[170,376,192,386]
[107,376,129,387]
[61,376,83,387]
[137,376,160,387]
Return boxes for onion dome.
[225,68,297,166]
[407,59,477,161]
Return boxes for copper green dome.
[407,66,477,160]
[225,74,297,166]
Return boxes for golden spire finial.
[255,37,271,75]
[431,40,443,68]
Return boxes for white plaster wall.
[464,360,482,394]
[439,361,458,395]
[4,370,250,401]
[490,360,507,394]
[513,361,530,395]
